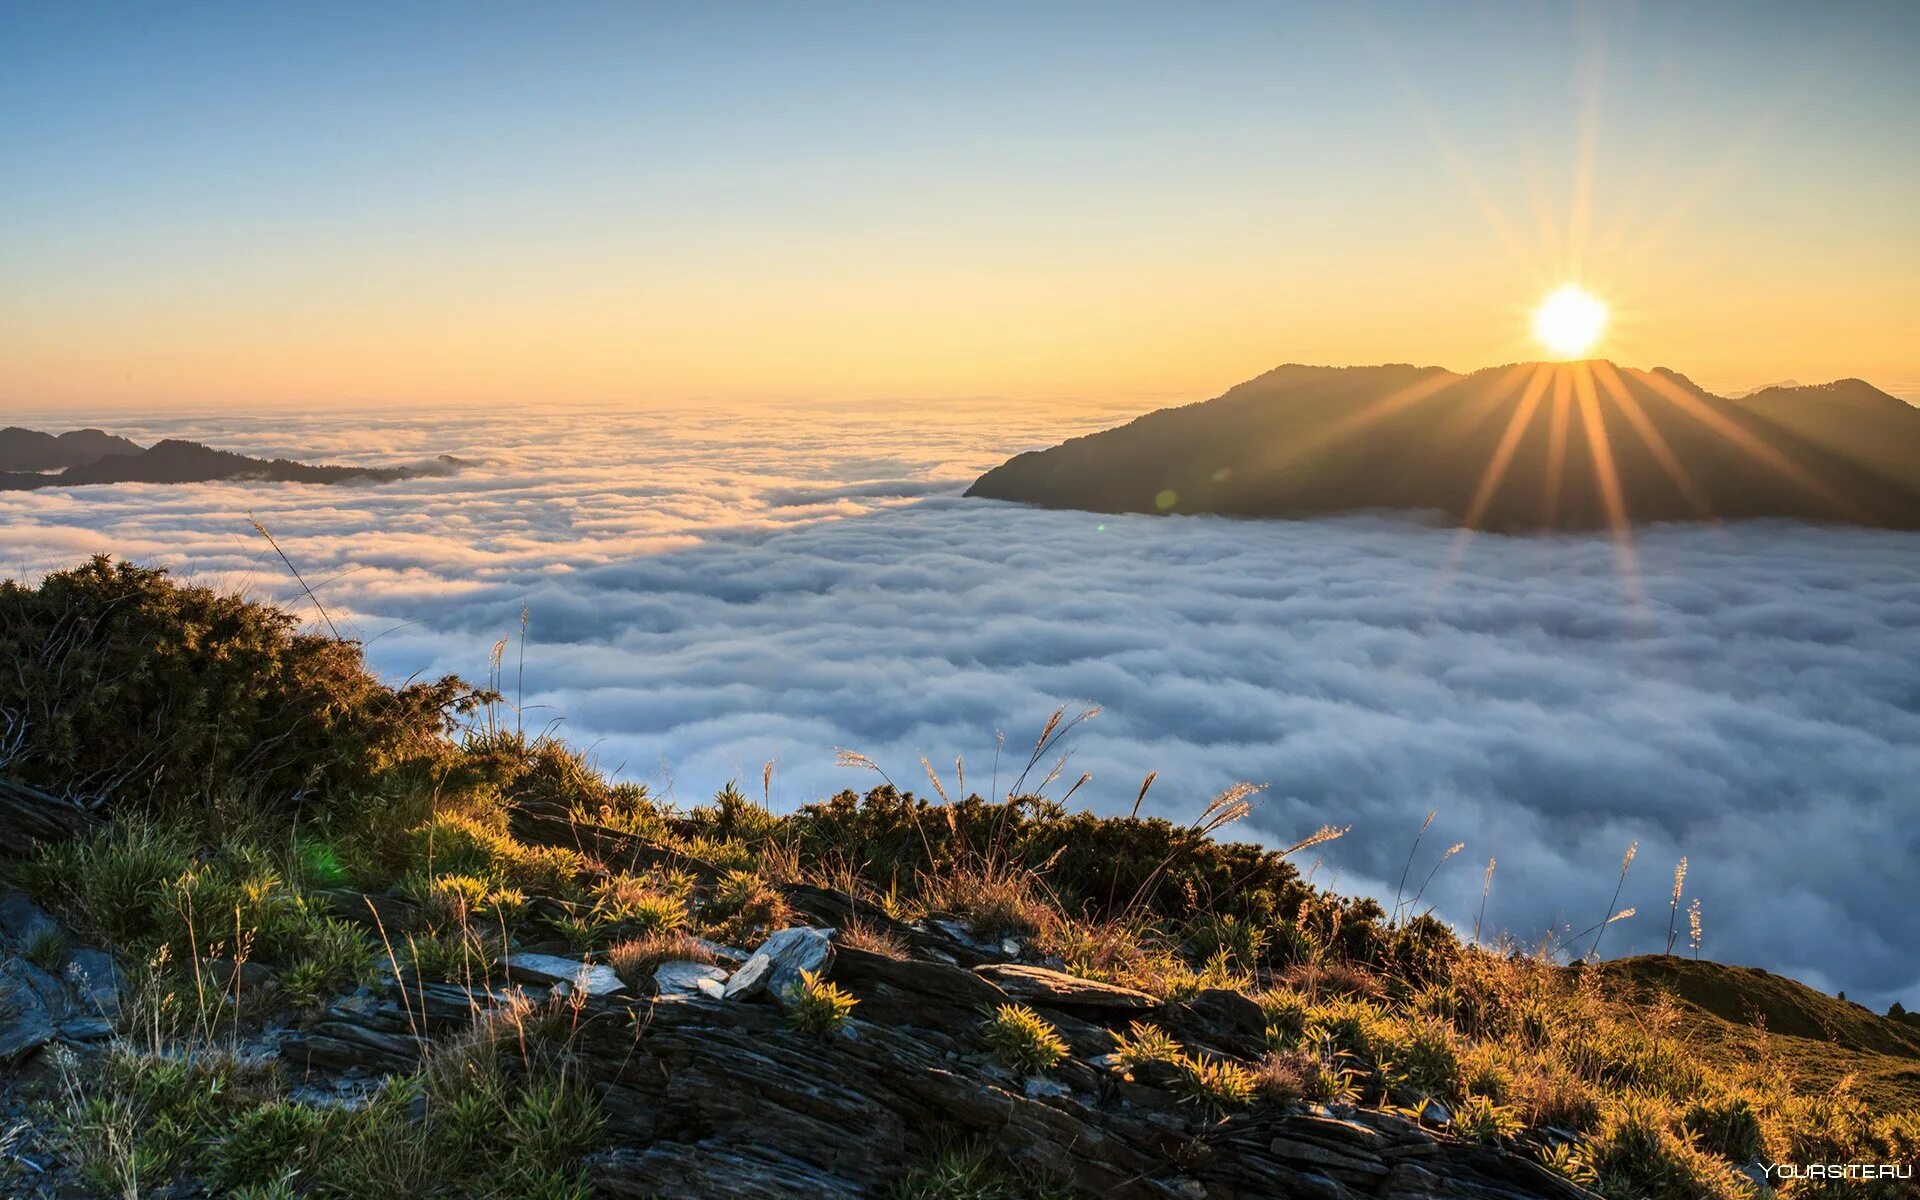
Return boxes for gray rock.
[199,956,279,992]
[503,953,626,996]
[691,936,750,965]
[63,947,124,1017]
[973,963,1159,1013]
[0,960,56,1063]
[58,1016,114,1043]
[654,961,729,998]
[1023,1076,1071,1100]
[1419,1098,1451,1126]
[0,891,60,948]
[828,944,1008,1028]
[1186,987,1267,1038]
[695,976,727,1000]
[0,1011,55,1062]
[723,926,834,1003]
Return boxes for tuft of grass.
[924,863,1051,942]
[605,931,719,990]
[26,925,69,971]
[889,1140,1078,1200]
[1380,1013,1462,1104]
[783,969,859,1036]
[981,1005,1068,1077]
[839,919,911,960]
[1252,1050,1316,1104]
[1581,1091,1745,1200]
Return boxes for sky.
[4,0,1918,409]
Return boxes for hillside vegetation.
[1,559,1915,1199]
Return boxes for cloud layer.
[5,400,1917,1007]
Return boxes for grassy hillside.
[1591,957,1920,1113]
[1,558,1915,1199]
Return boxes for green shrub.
[203,1100,331,1192]
[1683,1091,1764,1162]
[18,818,195,945]
[981,1005,1068,1077]
[1382,1014,1462,1103]
[0,557,476,816]
[1584,1092,1744,1200]
[1185,913,1267,971]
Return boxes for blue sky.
[4,1,1917,405]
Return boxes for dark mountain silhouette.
[966,362,1920,531]
[0,426,143,471]
[0,436,452,491]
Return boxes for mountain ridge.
[0,427,459,490]
[966,361,1920,531]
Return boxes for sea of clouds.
[4,399,1917,1008]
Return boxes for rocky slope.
[2,880,1596,1200]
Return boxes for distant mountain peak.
[967,362,1920,531]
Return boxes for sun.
[1532,284,1608,358]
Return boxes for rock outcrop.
[264,922,1600,1200]
[0,892,123,1064]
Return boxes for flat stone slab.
[972,963,1158,1012]
[828,945,1009,1028]
[654,961,730,997]
[503,953,626,996]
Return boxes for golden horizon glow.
[1532,286,1609,358]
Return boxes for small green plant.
[708,869,789,936]
[981,1005,1068,1077]
[1538,1142,1598,1186]
[590,874,686,934]
[1172,1054,1257,1116]
[1453,1093,1521,1144]
[1111,1021,1182,1068]
[1258,988,1311,1047]
[784,969,860,1036]
[505,1079,605,1174]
